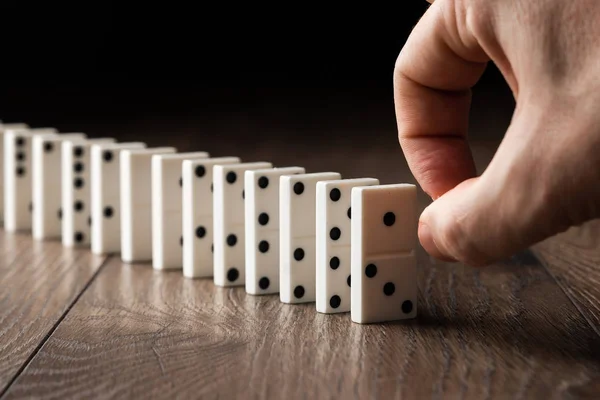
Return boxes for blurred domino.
[350,183,418,324]
[61,137,116,247]
[32,132,87,240]
[279,171,341,304]
[4,127,58,232]
[182,156,240,279]
[315,177,379,314]
[244,166,305,295]
[120,147,176,263]
[0,122,29,223]
[151,151,209,270]
[213,161,272,287]
[90,141,146,254]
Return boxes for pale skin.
[394,0,600,266]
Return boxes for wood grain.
[534,219,600,338]
[5,244,600,399]
[0,231,107,395]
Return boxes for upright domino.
[120,147,176,263]
[32,132,88,240]
[151,151,209,270]
[279,171,341,304]
[90,141,146,254]
[213,161,272,287]
[350,184,419,324]
[0,122,29,224]
[4,127,58,232]
[61,138,117,247]
[315,177,379,313]
[244,166,305,295]
[182,156,240,279]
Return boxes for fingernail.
[418,221,457,262]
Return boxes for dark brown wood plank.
[5,243,600,399]
[0,231,108,394]
[534,219,600,338]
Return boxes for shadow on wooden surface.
[4,241,600,399]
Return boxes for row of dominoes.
[0,121,418,324]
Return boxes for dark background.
[0,1,513,157]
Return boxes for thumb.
[417,102,596,267]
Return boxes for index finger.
[394,0,489,199]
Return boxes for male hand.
[394,0,600,266]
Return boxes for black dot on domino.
[347,207,351,219]
[74,201,84,212]
[16,167,25,177]
[44,142,54,153]
[259,277,270,290]
[227,234,237,246]
[16,137,24,146]
[16,152,25,161]
[293,248,304,261]
[74,232,84,243]
[57,208,62,219]
[294,285,305,299]
[402,300,413,314]
[383,282,395,296]
[211,243,214,253]
[293,182,304,195]
[88,216,92,226]
[329,257,340,270]
[74,146,84,157]
[179,177,182,187]
[74,162,84,173]
[210,183,213,192]
[329,295,341,308]
[383,212,395,226]
[196,226,206,238]
[103,206,113,218]
[365,263,377,278]
[195,165,205,177]
[74,178,84,189]
[329,227,341,240]
[242,189,244,199]
[227,268,239,282]
[180,236,183,246]
[258,176,269,188]
[28,202,32,212]
[226,171,237,184]
[258,240,269,253]
[347,275,351,287]
[329,188,341,201]
[103,150,113,162]
[258,212,269,226]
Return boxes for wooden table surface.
[1,86,600,399]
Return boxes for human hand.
[393,0,600,266]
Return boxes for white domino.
[151,151,210,270]
[32,132,87,240]
[61,138,116,247]
[279,171,341,304]
[120,147,176,263]
[90,141,146,254]
[350,183,419,324]
[315,177,379,313]
[244,166,305,295]
[4,127,58,232]
[213,161,272,287]
[182,156,240,279]
[0,122,29,224]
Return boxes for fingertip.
[418,219,457,262]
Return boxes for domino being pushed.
[213,161,272,287]
[62,137,116,247]
[182,156,240,279]
[244,166,305,295]
[279,171,341,304]
[350,183,418,324]
[32,132,87,240]
[90,141,146,254]
[120,147,176,263]
[0,122,29,224]
[315,177,379,314]
[4,127,58,232]
[151,151,209,270]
